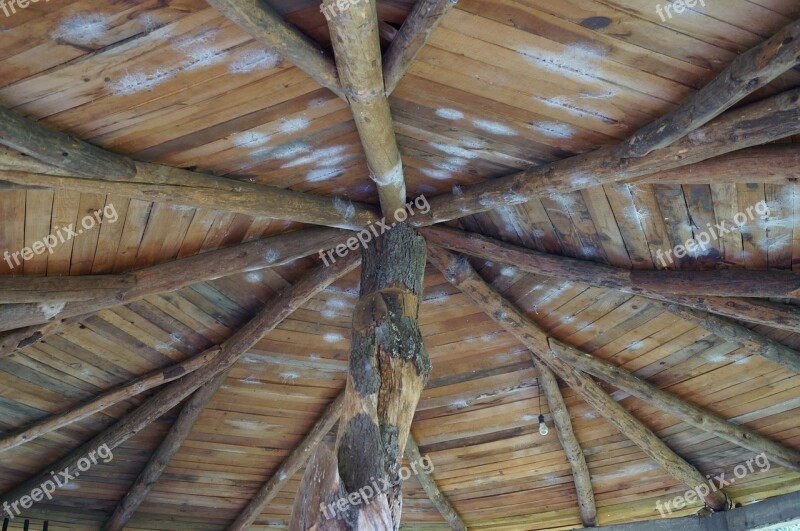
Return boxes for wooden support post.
[0,255,359,507]
[420,226,800,333]
[0,227,347,336]
[622,19,800,157]
[382,0,457,95]
[426,245,730,512]
[229,393,345,531]
[547,338,800,472]
[323,0,408,218]
[204,0,345,100]
[102,370,230,531]
[535,361,597,527]
[413,88,800,225]
[405,435,467,531]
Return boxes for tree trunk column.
[336,223,430,529]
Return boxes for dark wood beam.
[102,371,230,531]
[229,392,344,531]
[382,0,457,95]
[547,338,800,472]
[426,245,731,511]
[421,226,800,332]
[202,0,345,99]
[323,0,408,217]
[0,227,346,335]
[0,255,359,507]
[622,19,800,157]
[412,88,800,225]
[536,361,597,527]
[0,275,135,304]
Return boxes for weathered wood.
[0,347,220,452]
[0,255,359,507]
[421,226,800,332]
[335,223,430,529]
[0,275,135,303]
[230,392,345,531]
[413,89,800,225]
[323,0,408,218]
[426,245,730,511]
[0,107,136,178]
[289,443,349,531]
[205,0,345,100]
[535,361,597,527]
[0,227,347,335]
[405,434,467,531]
[623,19,800,157]
[547,338,800,472]
[662,304,800,376]
[382,0,457,95]
[102,370,230,531]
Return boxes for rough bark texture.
[334,224,430,529]
[382,0,457,95]
[535,361,597,527]
[102,371,230,531]
[290,444,350,531]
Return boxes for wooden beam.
[382,0,457,95]
[0,116,377,230]
[547,338,800,472]
[0,275,135,304]
[421,226,800,332]
[412,88,800,225]
[535,361,597,527]
[229,392,344,531]
[102,370,229,531]
[405,434,467,531]
[426,245,730,511]
[0,347,220,452]
[0,227,346,335]
[289,443,348,531]
[192,0,344,99]
[0,255,359,507]
[622,19,800,157]
[323,0,408,217]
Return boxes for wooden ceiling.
[1,0,800,529]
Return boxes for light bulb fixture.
[536,377,548,436]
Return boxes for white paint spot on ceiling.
[53,13,110,43]
[323,332,345,343]
[240,376,262,385]
[421,168,452,180]
[332,197,356,220]
[280,371,299,383]
[277,117,310,135]
[430,142,479,159]
[108,69,176,96]
[530,122,575,139]
[473,119,517,136]
[450,399,470,409]
[306,168,343,182]
[230,48,280,74]
[233,131,272,148]
[38,301,66,320]
[245,272,263,284]
[326,298,353,309]
[518,44,605,84]
[263,142,311,160]
[436,108,464,120]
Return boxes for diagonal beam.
[0,254,359,508]
[621,18,800,158]
[185,0,344,99]
[0,227,346,336]
[547,338,800,472]
[426,245,730,511]
[323,0,408,217]
[412,87,800,225]
[229,392,344,531]
[421,226,800,333]
[535,360,597,527]
[382,0,457,95]
[102,370,230,531]
[0,347,220,452]
[0,275,135,304]
[405,434,467,531]
[0,111,377,229]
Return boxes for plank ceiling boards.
[1,0,800,529]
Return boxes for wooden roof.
[1,0,800,529]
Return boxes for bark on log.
[323,0,408,218]
[535,361,597,527]
[382,0,457,95]
[289,443,349,531]
[0,255,359,507]
[547,338,800,472]
[426,245,730,511]
[102,370,230,531]
[205,0,345,100]
[0,275,135,304]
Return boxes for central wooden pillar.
[336,223,430,529]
